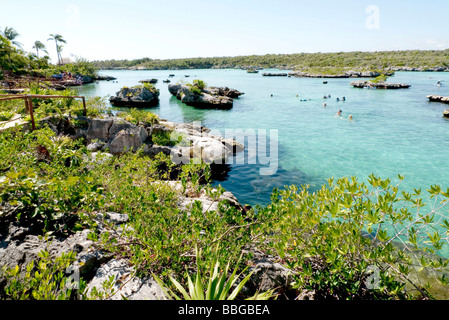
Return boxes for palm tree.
[32,40,47,58]
[0,27,19,68]
[47,33,66,66]
[1,27,22,48]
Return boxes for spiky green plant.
[153,246,276,300]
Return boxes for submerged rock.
[109,86,160,107]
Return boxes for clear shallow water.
[76,69,449,209]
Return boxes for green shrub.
[254,175,449,300]
[1,250,85,300]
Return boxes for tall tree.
[1,26,21,48]
[32,40,47,58]
[47,33,66,66]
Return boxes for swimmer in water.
[336,109,342,116]
[349,114,353,120]
[323,103,327,107]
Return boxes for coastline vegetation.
[91,49,449,74]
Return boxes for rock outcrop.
[109,86,160,107]
[158,119,244,164]
[0,205,170,300]
[85,117,148,155]
[350,80,411,89]
[168,84,243,109]
[139,79,158,84]
[93,75,117,81]
[40,114,244,164]
[427,95,449,104]
[262,73,288,77]
[442,109,449,119]
[289,70,396,78]
[387,66,449,72]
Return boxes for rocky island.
[427,95,449,104]
[109,84,160,107]
[350,80,411,89]
[168,80,244,109]
[289,70,395,79]
[262,73,288,77]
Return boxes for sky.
[1,0,448,63]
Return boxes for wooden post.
[24,97,29,114]
[82,97,87,116]
[27,97,36,131]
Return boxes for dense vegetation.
[1,88,449,300]
[91,49,449,73]
[0,26,98,82]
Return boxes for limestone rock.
[109,86,160,107]
[350,81,411,89]
[108,125,148,155]
[86,259,167,300]
[427,95,449,104]
[168,84,242,109]
[86,118,114,143]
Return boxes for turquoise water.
[76,69,449,208]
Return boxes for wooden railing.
[0,94,87,131]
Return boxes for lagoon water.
[76,69,449,209]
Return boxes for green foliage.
[0,110,14,121]
[192,79,207,90]
[151,130,187,147]
[1,250,85,300]
[153,245,276,300]
[58,57,98,78]
[254,175,449,300]
[0,87,110,120]
[117,108,159,126]
[372,74,389,83]
[186,80,207,95]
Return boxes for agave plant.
[153,246,276,300]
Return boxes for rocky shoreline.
[1,114,295,300]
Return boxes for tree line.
[91,49,449,72]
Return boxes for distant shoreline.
[92,49,449,76]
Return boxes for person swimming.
[336,109,342,116]
[349,114,353,120]
[323,103,327,107]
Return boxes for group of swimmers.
[322,94,352,120]
[269,92,354,120]
[335,109,353,120]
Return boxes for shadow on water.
[211,139,325,207]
